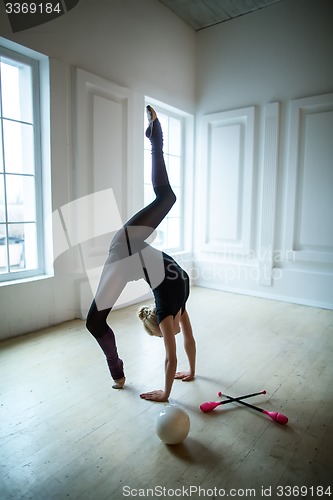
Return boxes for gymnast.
[86,105,196,402]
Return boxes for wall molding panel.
[285,93,333,265]
[197,106,255,257]
[74,68,143,219]
[194,95,333,309]
[74,69,145,317]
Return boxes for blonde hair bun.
[137,306,151,321]
[137,306,161,337]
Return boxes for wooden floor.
[1,286,332,499]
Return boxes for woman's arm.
[162,326,177,397]
[175,310,196,381]
[140,316,177,402]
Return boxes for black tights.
[86,117,175,380]
[85,184,175,338]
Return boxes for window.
[0,43,47,282]
[144,106,185,252]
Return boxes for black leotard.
[149,252,189,324]
[107,237,190,325]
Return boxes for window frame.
[0,41,48,283]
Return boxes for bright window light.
[0,46,45,281]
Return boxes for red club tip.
[200,401,220,412]
[265,411,288,424]
[276,413,288,424]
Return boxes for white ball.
[156,404,190,445]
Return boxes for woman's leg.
[86,107,173,387]
[113,107,176,248]
[86,258,127,387]
[86,301,125,385]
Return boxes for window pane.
[9,222,37,272]
[155,219,167,249]
[8,224,24,271]
[1,59,33,123]
[0,224,8,272]
[167,218,180,249]
[159,113,169,152]
[6,174,36,223]
[3,120,35,174]
[168,187,181,217]
[168,155,181,186]
[144,184,155,205]
[0,121,3,172]
[0,174,5,222]
[169,118,181,156]
[144,149,151,183]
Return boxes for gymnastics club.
[200,390,266,413]
[218,391,288,425]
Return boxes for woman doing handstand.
[86,106,196,402]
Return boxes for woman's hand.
[140,390,168,402]
[174,371,195,382]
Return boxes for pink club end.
[264,410,288,424]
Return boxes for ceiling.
[158,0,284,31]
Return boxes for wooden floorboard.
[0,286,332,499]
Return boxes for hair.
[137,306,161,337]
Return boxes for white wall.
[194,0,333,308]
[0,0,195,112]
[1,0,332,340]
[0,0,196,340]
